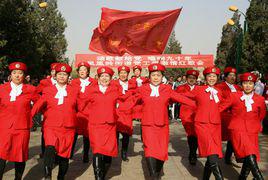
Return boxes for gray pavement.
[3,120,268,179]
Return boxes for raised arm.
[31,95,47,118]
[170,89,196,109]
[218,94,233,113]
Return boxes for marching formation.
[0,61,266,180]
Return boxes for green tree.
[163,31,185,78]
[215,12,242,71]
[241,0,268,74]
[0,0,67,79]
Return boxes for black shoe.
[39,153,44,159]
[121,151,129,162]
[189,155,197,165]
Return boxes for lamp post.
[227,6,247,74]
[39,2,48,8]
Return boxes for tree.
[0,0,67,79]
[215,12,242,71]
[241,0,268,74]
[163,31,185,78]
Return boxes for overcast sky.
[57,0,250,61]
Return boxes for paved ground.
[3,121,268,179]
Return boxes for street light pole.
[228,6,248,74]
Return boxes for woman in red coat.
[31,63,79,180]
[36,62,58,94]
[220,72,266,180]
[128,63,195,179]
[176,69,199,165]
[70,62,95,163]
[36,62,58,158]
[0,62,39,180]
[187,67,224,180]
[216,67,241,165]
[128,65,149,121]
[112,65,136,162]
[79,66,131,180]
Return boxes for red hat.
[240,72,257,82]
[77,62,90,69]
[50,63,58,70]
[55,63,72,73]
[148,63,166,72]
[224,67,237,74]
[9,62,27,72]
[118,65,130,73]
[203,67,221,76]
[186,70,199,78]
[97,66,114,76]
[133,65,142,71]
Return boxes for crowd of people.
[0,61,267,180]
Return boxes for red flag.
[89,8,182,56]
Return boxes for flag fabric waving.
[89,7,182,56]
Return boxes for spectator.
[252,71,265,95]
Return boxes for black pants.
[0,158,25,180]
[146,157,164,179]
[41,132,45,156]
[117,132,130,152]
[44,146,69,179]
[224,140,233,163]
[70,134,90,159]
[93,153,112,180]
[203,154,223,180]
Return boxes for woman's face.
[11,70,24,85]
[99,73,111,86]
[134,69,141,77]
[78,66,89,79]
[56,72,69,85]
[206,73,218,86]
[242,81,255,94]
[186,75,197,86]
[119,70,128,82]
[150,71,163,86]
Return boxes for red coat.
[176,84,196,136]
[31,85,79,158]
[70,77,96,136]
[0,83,39,129]
[186,85,223,158]
[70,77,96,88]
[129,76,149,119]
[0,82,39,162]
[216,81,241,141]
[220,92,266,160]
[134,83,195,161]
[112,80,136,135]
[80,83,132,157]
[36,77,56,94]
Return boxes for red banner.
[75,54,214,68]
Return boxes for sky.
[57,0,250,61]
